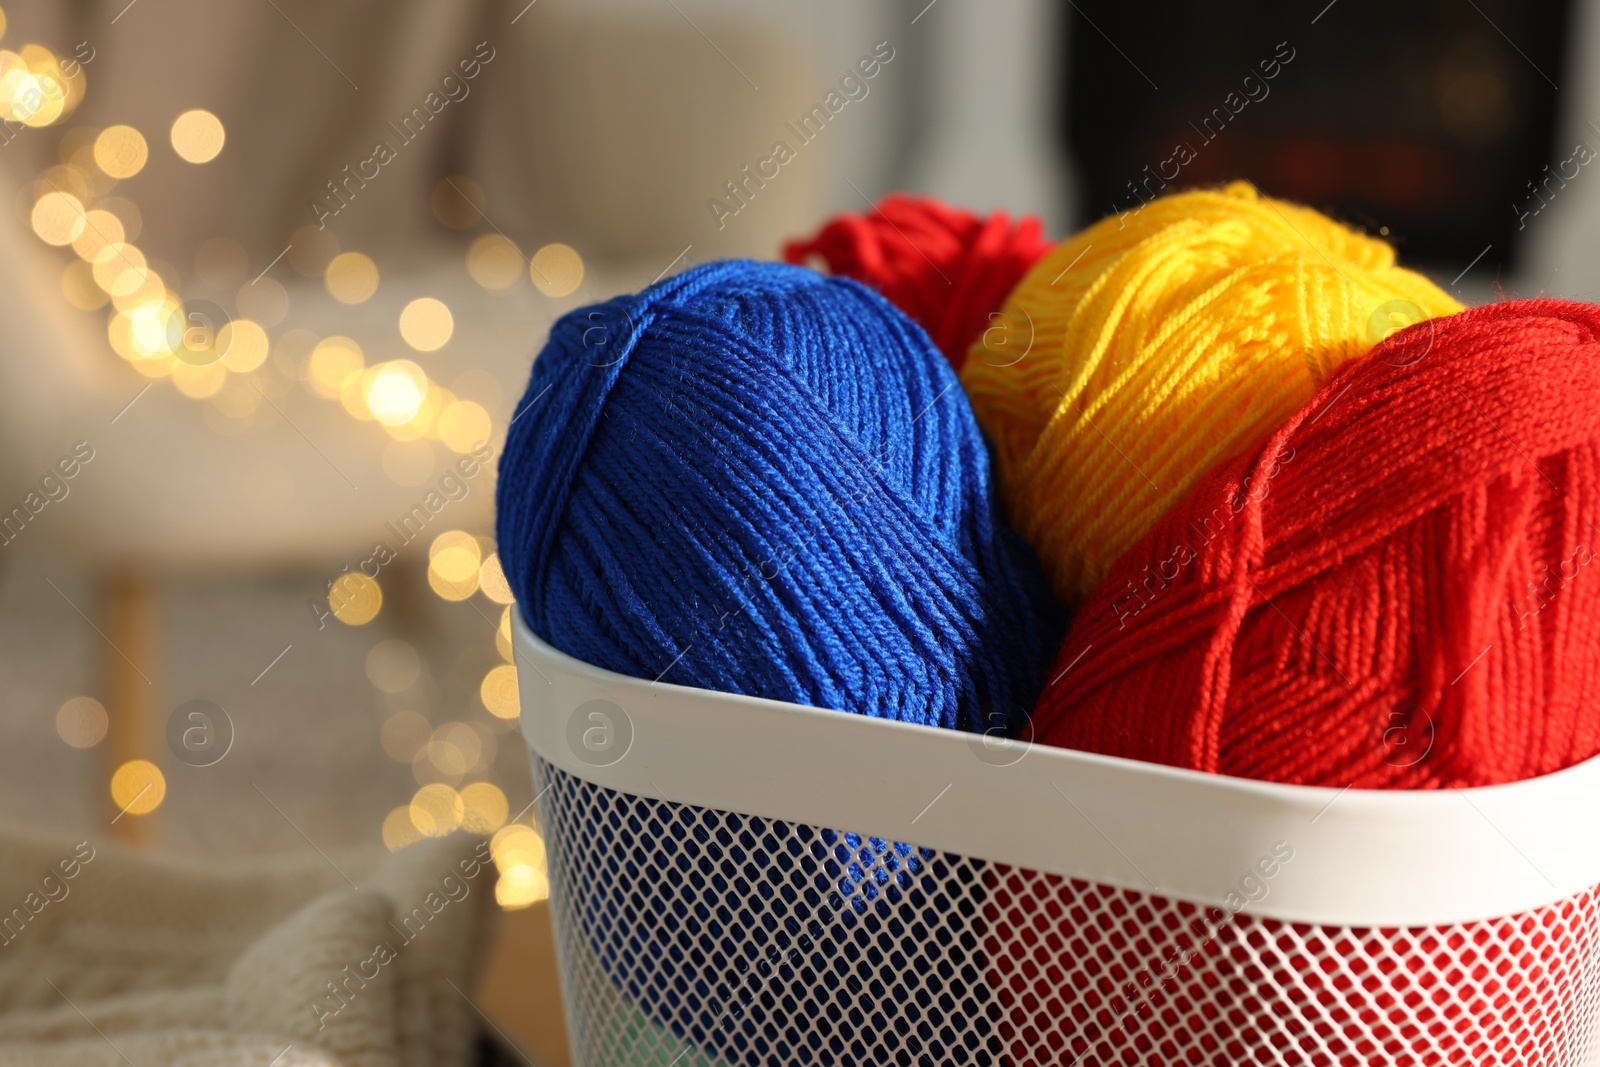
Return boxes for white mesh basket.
[514,616,1600,1066]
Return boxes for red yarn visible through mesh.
[984,865,1600,1066]
[783,193,1052,371]
[1033,299,1600,789]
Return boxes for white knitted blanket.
[0,830,496,1067]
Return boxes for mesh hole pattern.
[533,759,1600,1067]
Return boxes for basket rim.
[514,614,1600,926]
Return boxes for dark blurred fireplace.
[1064,0,1572,277]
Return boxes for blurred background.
[0,0,1593,1059]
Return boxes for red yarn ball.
[1034,299,1600,789]
[783,194,1051,371]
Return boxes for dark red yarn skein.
[783,193,1051,371]
[1034,299,1600,789]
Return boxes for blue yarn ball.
[497,260,1059,1066]
[496,259,1056,733]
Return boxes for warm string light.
[93,124,146,178]
[399,296,453,351]
[55,696,108,748]
[433,174,589,300]
[365,529,535,883]
[490,823,548,908]
[428,529,481,600]
[18,28,562,903]
[110,759,165,815]
[169,107,223,163]
[480,664,519,720]
[32,145,575,460]
[0,41,82,129]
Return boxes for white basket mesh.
[532,756,1600,1067]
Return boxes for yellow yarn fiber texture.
[961,182,1463,605]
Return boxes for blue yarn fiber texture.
[495,259,1057,732]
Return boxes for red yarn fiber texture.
[1034,299,1600,789]
[783,194,1051,371]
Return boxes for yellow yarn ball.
[961,181,1463,605]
